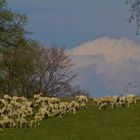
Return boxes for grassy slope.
[0,101,140,140]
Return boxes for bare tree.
[32,46,76,97]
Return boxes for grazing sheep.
[0,128,3,132]
[99,103,108,110]
[48,97,60,104]
[4,95,11,101]
[76,95,88,103]
[16,118,28,128]
[80,102,87,109]
[29,120,40,128]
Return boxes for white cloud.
[69,37,140,97]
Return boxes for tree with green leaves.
[0,0,76,97]
[0,0,32,96]
[0,0,29,48]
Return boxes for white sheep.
[29,120,40,128]
[3,95,11,101]
[99,103,108,110]
[16,118,28,128]
[76,95,88,103]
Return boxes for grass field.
[0,100,140,140]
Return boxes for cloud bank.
[69,37,140,97]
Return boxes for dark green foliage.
[0,0,29,48]
[0,0,31,96]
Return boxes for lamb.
[67,107,77,114]
[34,114,44,122]
[33,93,43,100]
[76,95,88,103]
[0,99,8,106]
[48,97,60,104]
[126,94,137,107]
[59,108,67,118]
[69,101,79,109]
[59,102,68,110]
[0,128,3,132]
[53,103,59,110]
[41,102,47,107]
[3,95,11,101]
[10,100,22,108]
[99,103,108,110]
[19,96,28,102]
[0,116,15,128]
[29,120,40,128]
[80,102,87,109]
[47,103,55,111]
[12,96,19,101]
[16,118,28,128]
[51,109,59,116]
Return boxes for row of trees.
[0,0,83,97]
[0,46,77,97]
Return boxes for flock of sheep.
[0,93,139,132]
[93,94,139,110]
[0,94,88,132]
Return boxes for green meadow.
[0,100,140,140]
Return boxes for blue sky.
[7,0,140,48]
[7,0,140,96]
